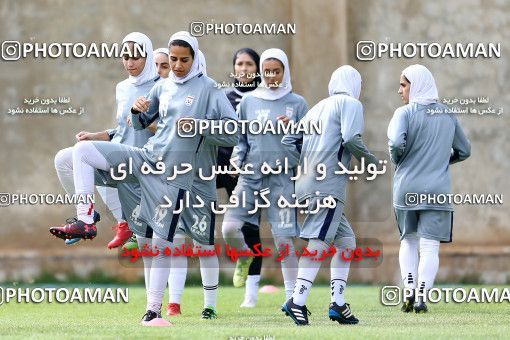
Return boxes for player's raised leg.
[50,141,112,240]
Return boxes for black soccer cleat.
[62,211,101,225]
[401,295,415,313]
[329,302,359,324]
[414,301,428,313]
[201,307,217,319]
[50,211,100,240]
[49,219,97,240]
[141,310,162,322]
[281,298,311,326]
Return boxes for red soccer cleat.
[107,221,133,249]
[166,303,182,316]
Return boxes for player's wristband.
[106,130,116,141]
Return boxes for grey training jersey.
[282,94,366,203]
[387,102,471,210]
[232,92,308,180]
[189,86,241,201]
[108,78,159,147]
[131,74,238,191]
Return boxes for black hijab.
[233,48,261,93]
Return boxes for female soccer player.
[281,65,378,326]
[217,47,264,308]
[154,48,171,79]
[50,31,238,326]
[165,51,227,319]
[167,48,265,312]
[388,64,470,313]
[221,48,308,306]
[52,32,160,248]
[121,47,171,251]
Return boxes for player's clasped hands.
[132,96,152,113]
[75,131,100,141]
[277,115,290,125]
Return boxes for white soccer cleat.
[240,297,258,308]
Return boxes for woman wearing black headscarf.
[218,48,263,307]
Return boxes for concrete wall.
[0,0,508,284]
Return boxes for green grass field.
[0,285,508,339]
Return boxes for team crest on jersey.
[285,106,294,117]
[185,95,195,106]
[255,109,270,123]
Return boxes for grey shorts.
[92,141,187,241]
[116,182,153,238]
[175,191,216,245]
[223,173,298,237]
[394,209,453,243]
[92,152,152,238]
[299,196,355,243]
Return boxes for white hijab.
[251,48,292,101]
[153,47,168,56]
[328,65,362,100]
[167,31,205,84]
[197,50,207,76]
[402,64,438,105]
[122,32,157,86]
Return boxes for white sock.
[136,236,152,293]
[291,239,329,306]
[55,146,123,223]
[96,186,124,223]
[54,147,76,195]
[222,217,249,251]
[399,233,419,291]
[72,141,110,223]
[245,275,260,301]
[331,237,355,306]
[168,234,187,304]
[147,235,173,313]
[274,236,298,300]
[417,237,440,298]
[199,243,219,309]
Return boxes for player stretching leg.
[49,31,237,326]
[52,32,159,247]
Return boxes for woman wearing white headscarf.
[388,64,470,313]
[222,48,309,307]
[127,41,216,320]
[52,32,160,247]
[280,65,377,325]
[153,47,170,78]
[50,31,238,326]
[132,30,238,324]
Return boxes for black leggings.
[241,222,263,275]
